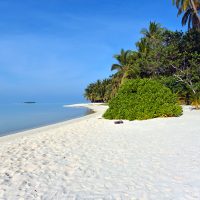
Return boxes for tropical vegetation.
[84,1,200,120]
[103,79,182,120]
[84,24,200,104]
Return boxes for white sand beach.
[0,104,200,199]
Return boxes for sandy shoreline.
[0,103,100,143]
[0,104,200,199]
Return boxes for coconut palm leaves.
[111,49,135,84]
[140,22,163,39]
[173,0,200,29]
[136,38,149,55]
[111,49,132,71]
[137,22,164,53]
[181,6,200,29]
[84,79,111,103]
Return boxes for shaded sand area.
[0,104,200,199]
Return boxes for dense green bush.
[103,79,182,120]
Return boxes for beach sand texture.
[0,104,200,200]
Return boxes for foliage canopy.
[84,22,200,106]
[103,79,183,120]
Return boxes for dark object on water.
[114,120,123,124]
[24,102,36,104]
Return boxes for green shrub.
[103,79,182,120]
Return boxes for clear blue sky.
[0,0,185,103]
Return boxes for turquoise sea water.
[0,103,91,137]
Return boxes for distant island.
[24,101,36,104]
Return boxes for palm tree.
[140,22,163,39]
[136,38,149,55]
[111,49,133,84]
[84,79,112,102]
[173,0,200,29]
[138,22,164,53]
[181,6,200,29]
[111,49,131,71]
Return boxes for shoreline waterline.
[0,103,100,142]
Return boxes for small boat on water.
[24,101,36,104]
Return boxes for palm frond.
[182,8,192,26]
[111,64,122,71]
